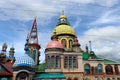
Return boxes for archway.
[16,72,29,80]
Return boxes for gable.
[0,63,13,76]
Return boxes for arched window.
[61,39,67,48]
[105,65,113,75]
[98,64,103,74]
[16,72,29,80]
[69,39,73,49]
[114,65,119,75]
[85,64,90,75]
[56,56,60,68]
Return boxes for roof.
[82,52,90,60]
[52,24,76,36]
[33,73,65,79]
[14,54,35,67]
[0,63,13,76]
[82,52,120,64]
[46,41,63,49]
[103,59,120,64]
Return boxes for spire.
[58,11,69,25]
[26,18,40,65]
[59,10,66,19]
[29,17,39,44]
[9,45,15,62]
[85,44,89,53]
[89,40,92,52]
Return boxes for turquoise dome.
[14,54,35,67]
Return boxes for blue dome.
[14,54,35,67]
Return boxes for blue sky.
[0,0,120,63]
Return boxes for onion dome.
[45,35,64,53]
[14,54,35,67]
[46,41,64,49]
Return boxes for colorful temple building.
[0,12,120,80]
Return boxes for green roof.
[33,73,66,79]
[103,59,120,64]
[37,63,45,72]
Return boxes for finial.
[85,44,88,53]
[89,40,92,52]
[62,10,64,15]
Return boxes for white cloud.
[60,0,119,7]
[0,0,119,22]
[90,9,120,25]
[80,26,120,61]
[73,18,82,29]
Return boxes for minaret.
[8,46,15,63]
[85,44,89,53]
[89,40,92,52]
[0,43,7,63]
[27,17,41,65]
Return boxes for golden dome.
[52,24,76,36]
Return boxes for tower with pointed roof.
[26,18,41,65]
